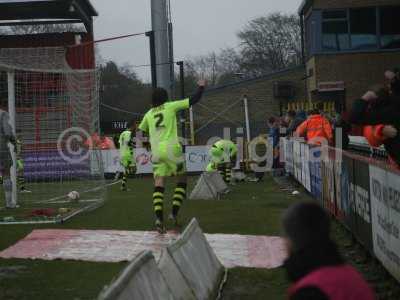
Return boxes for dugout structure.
[0,0,105,224]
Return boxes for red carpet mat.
[0,229,286,269]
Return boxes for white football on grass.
[68,191,80,201]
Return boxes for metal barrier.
[282,138,400,283]
[98,219,226,300]
[164,218,226,300]
[98,251,174,300]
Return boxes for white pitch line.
[35,180,121,204]
[0,220,57,225]
[44,198,101,204]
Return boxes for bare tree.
[217,47,243,84]
[186,52,219,86]
[100,61,151,122]
[119,63,142,83]
[180,12,301,86]
[218,48,241,74]
[185,48,242,86]
[237,12,301,76]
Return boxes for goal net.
[0,46,106,224]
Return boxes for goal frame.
[7,70,18,207]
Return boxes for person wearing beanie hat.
[283,202,375,300]
[283,201,332,252]
[349,70,400,168]
[385,68,400,96]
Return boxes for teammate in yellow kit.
[139,80,206,233]
[16,138,30,193]
[118,120,136,191]
[206,139,238,184]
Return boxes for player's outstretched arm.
[189,79,207,106]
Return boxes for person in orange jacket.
[295,103,333,146]
[363,124,399,169]
[99,135,116,150]
[363,125,387,147]
[84,133,115,150]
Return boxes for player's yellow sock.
[153,186,165,221]
[121,171,128,190]
[172,183,186,218]
[226,166,232,184]
[219,163,230,184]
[18,175,25,191]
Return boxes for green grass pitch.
[0,175,297,300]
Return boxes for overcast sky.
[93,0,298,81]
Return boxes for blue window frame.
[380,6,400,49]
[305,5,400,55]
[350,8,377,50]
[322,9,350,51]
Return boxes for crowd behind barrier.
[282,137,400,283]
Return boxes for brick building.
[299,0,400,112]
[192,66,306,144]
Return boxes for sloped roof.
[298,0,313,15]
[204,65,305,95]
[0,0,97,28]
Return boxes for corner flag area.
[0,176,296,299]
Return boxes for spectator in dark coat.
[349,69,400,167]
[283,202,375,300]
[287,110,307,136]
[268,117,281,170]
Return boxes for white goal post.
[0,46,105,224]
[7,71,17,207]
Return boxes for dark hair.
[368,84,392,108]
[287,110,296,118]
[282,202,331,251]
[128,119,136,129]
[152,88,169,107]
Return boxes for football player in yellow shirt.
[139,80,206,233]
[118,120,136,191]
[206,139,238,184]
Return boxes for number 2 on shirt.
[154,113,164,128]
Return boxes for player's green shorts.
[206,162,218,172]
[17,159,23,172]
[120,150,135,168]
[152,143,185,177]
